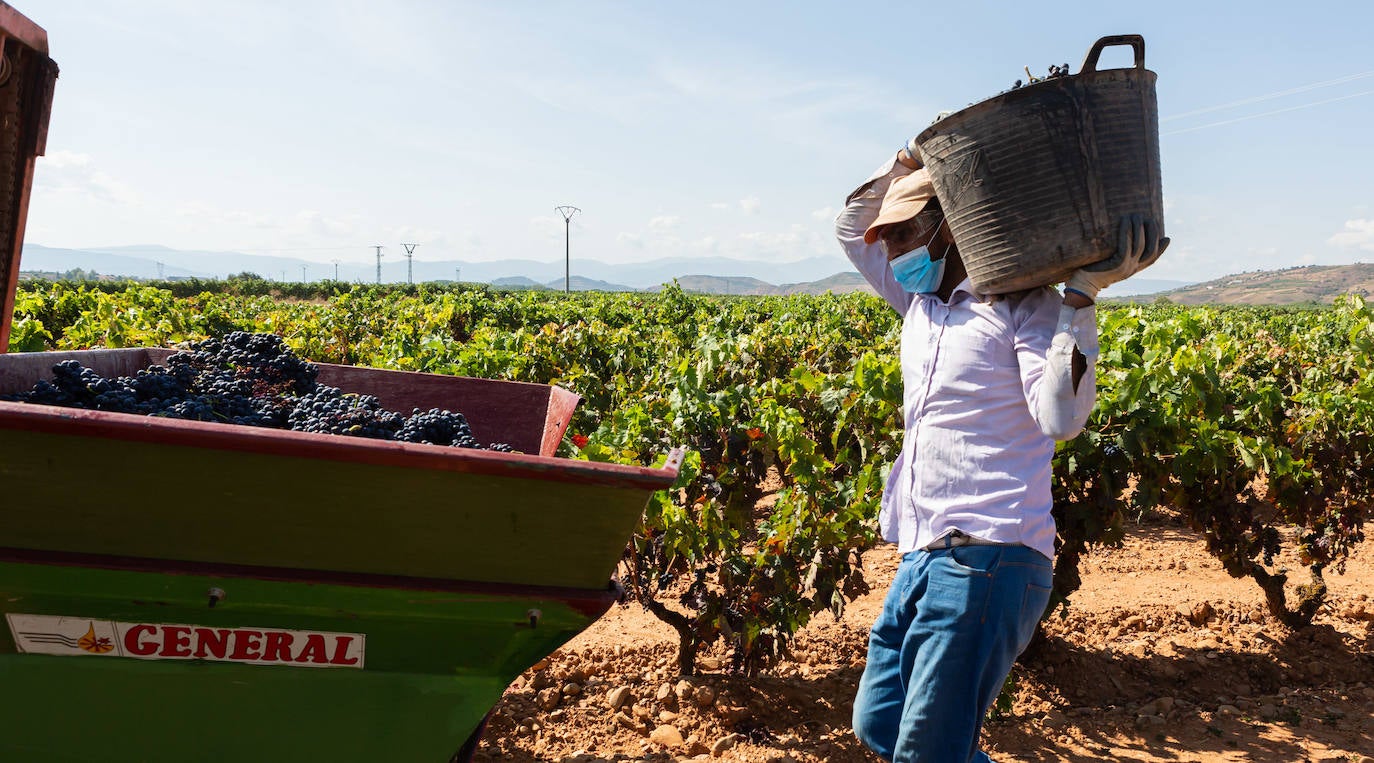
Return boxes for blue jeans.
[852,545,1052,763]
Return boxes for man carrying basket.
[837,140,1165,762]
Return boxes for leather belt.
[922,530,1009,551]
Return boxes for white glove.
[899,136,923,169]
[1065,214,1170,300]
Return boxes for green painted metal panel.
[1,657,504,761]
[0,426,651,590]
[0,560,607,761]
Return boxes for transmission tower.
[374,245,385,284]
[402,243,418,284]
[332,259,340,281]
[555,205,580,294]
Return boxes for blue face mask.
[890,245,947,293]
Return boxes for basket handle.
[1080,34,1145,74]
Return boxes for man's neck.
[935,251,968,302]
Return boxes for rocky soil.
[472,511,1374,762]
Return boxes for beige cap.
[863,169,939,244]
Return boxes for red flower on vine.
[571,434,589,448]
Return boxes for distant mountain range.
[18,244,862,293]
[17,243,1192,298]
[21,242,1372,304]
[1121,263,1374,305]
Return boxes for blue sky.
[22,1,1374,284]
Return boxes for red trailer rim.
[0,402,683,491]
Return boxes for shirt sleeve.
[835,155,915,314]
[1014,292,1099,441]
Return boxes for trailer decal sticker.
[6,614,365,668]
[78,623,117,653]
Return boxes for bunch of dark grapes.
[4,360,84,407]
[396,408,480,448]
[287,386,404,440]
[392,408,513,451]
[4,360,196,415]
[2,332,516,453]
[163,398,217,421]
[166,331,318,396]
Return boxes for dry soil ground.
[473,511,1374,763]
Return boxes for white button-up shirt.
[836,156,1099,560]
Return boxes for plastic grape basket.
[0,348,681,762]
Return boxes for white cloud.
[532,213,583,242]
[34,150,140,206]
[716,219,844,262]
[383,226,465,257]
[710,202,731,210]
[741,230,804,247]
[175,201,272,229]
[1328,218,1374,252]
[740,196,761,215]
[648,215,680,230]
[654,61,930,146]
[811,206,835,220]
[288,210,361,240]
[44,150,92,169]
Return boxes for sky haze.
[23,1,1374,285]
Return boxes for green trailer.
[0,351,681,760]
[0,9,680,760]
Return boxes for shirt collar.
[917,277,984,306]
[952,277,983,302]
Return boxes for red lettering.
[159,626,192,658]
[193,628,231,659]
[124,624,158,656]
[294,634,329,664]
[229,630,263,661]
[329,636,360,666]
[261,631,294,662]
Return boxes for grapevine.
[8,279,1373,675]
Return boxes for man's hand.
[1064,214,1170,301]
[896,137,923,170]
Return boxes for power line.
[227,245,374,253]
[1164,88,1374,136]
[79,245,377,255]
[1162,70,1374,122]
